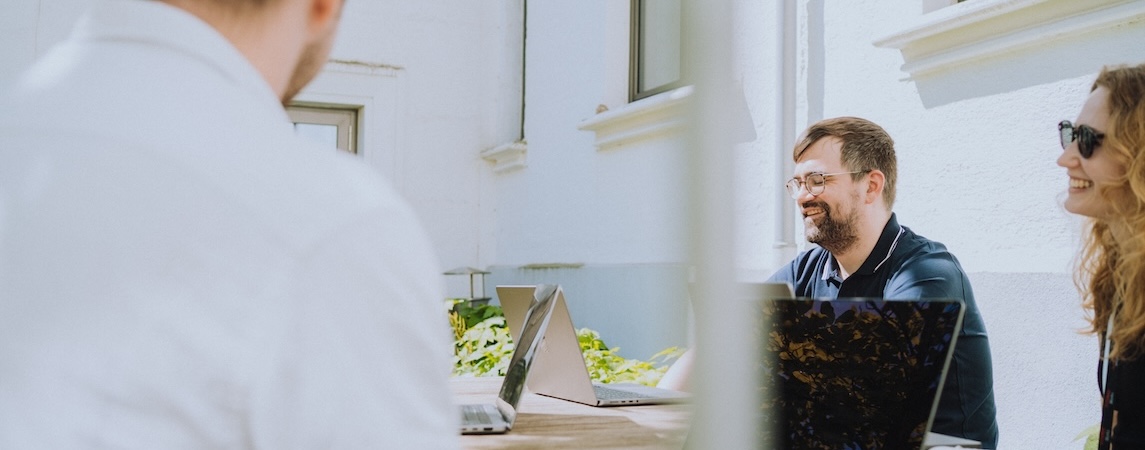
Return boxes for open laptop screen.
[497,284,559,416]
[759,298,964,450]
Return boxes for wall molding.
[325,59,403,77]
[480,140,528,174]
[873,0,1145,78]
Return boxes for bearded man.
[0,0,457,447]
[769,116,999,449]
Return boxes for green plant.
[578,328,683,386]
[453,315,515,376]
[448,299,681,386]
[1075,424,1098,450]
[448,300,514,376]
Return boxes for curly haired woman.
[1057,63,1145,449]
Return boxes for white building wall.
[482,0,692,359]
[310,0,517,278]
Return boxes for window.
[629,0,683,101]
[922,0,970,14]
[286,104,358,154]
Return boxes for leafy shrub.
[1075,424,1098,450]
[578,328,682,386]
[453,315,514,377]
[448,299,682,386]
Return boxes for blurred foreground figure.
[0,0,457,448]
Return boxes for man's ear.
[307,0,343,35]
[864,170,885,205]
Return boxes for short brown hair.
[793,116,897,209]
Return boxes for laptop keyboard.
[461,404,494,425]
[594,385,654,400]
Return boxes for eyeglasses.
[784,171,864,199]
[1059,120,1104,159]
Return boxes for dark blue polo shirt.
[769,213,999,449]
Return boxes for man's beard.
[803,197,860,254]
[282,30,335,106]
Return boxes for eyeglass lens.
[1058,120,1102,159]
[785,173,827,198]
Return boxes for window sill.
[873,0,1145,78]
[578,85,692,151]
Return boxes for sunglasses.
[1058,120,1105,159]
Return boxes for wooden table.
[452,376,692,449]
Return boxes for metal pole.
[684,0,763,448]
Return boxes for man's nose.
[795,186,816,204]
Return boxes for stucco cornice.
[874,0,1145,78]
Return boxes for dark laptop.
[759,297,969,450]
[458,284,559,434]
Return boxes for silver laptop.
[459,284,560,434]
[495,285,690,407]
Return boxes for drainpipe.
[772,0,797,266]
[520,0,527,142]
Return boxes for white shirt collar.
[74,0,289,124]
[821,255,836,281]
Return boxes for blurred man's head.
[787,117,895,253]
[160,0,345,104]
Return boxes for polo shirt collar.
[820,213,905,280]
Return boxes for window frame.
[629,0,684,102]
[286,103,359,154]
[922,0,969,14]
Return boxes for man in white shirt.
[0,0,458,448]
